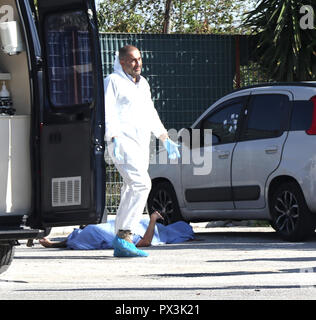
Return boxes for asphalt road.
[1,224,316,301]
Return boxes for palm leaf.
[242,0,316,81]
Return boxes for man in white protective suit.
[104,45,180,257]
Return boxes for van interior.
[0,0,31,219]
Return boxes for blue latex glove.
[112,137,123,161]
[163,138,181,160]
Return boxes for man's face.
[120,49,142,79]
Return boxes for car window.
[242,94,290,141]
[201,100,244,145]
[290,100,313,131]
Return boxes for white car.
[148,83,316,241]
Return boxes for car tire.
[0,241,15,275]
[147,181,183,226]
[269,182,316,241]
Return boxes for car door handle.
[217,151,230,159]
[265,146,278,154]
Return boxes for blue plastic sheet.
[66,216,194,250]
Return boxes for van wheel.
[270,182,316,241]
[0,241,15,274]
[147,181,183,226]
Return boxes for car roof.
[233,81,316,94]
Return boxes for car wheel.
[270,182,316,241]
[0,241,15,274]
[147,181,183,226]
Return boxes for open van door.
[18,0,105,228]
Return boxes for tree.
[243,0,316,81]
[171,0,251,34]
[97,0,164,33]
[97,0,255,34]
[163,0,173,33]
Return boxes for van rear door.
[18,0,105,228]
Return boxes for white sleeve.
[145,81,168,139]
[104,76,121,141]
[150,101,168,138]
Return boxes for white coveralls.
[104,55,167,234]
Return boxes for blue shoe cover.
[114,247,148,257]
[112,236,148,257]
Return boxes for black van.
[0,0,105,273]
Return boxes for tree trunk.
[163,0,173,33]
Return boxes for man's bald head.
[119,45,140,60]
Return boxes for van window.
[242,94,290,140]
[45,10,93,107]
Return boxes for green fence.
[100,33,260,214]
